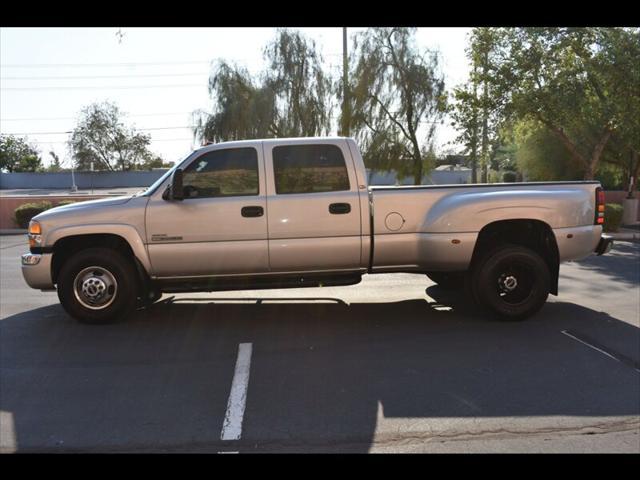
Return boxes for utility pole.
[341,27,350,137]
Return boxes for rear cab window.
[273,144,350,194]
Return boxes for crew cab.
[21,137,613,324]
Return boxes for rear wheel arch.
[469,219,560,295]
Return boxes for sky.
[0,27,472,168]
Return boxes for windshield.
[139,151,196,196]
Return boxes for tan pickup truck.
[22,137,612,324]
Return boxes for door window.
[182,147,259,199]
[273,144,350,194]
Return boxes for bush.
[55,200,77,207]
[603,203,624,232]
[502,171,517,183]
[13,201,53,229]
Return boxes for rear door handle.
[329,203,351,214]
[241,206,264,217]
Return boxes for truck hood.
[33,195,137,225]
[45,195,134,214]
[32,194,149,247]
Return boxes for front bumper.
[594,234,614,256]
[21,253,55,290]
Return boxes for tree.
[513,119,585,181]
[263,29,333,137]
[488,27,639,180]
[194,29,332,143]
[68,102,163,171]
[45,151,64,172]
[450,81,480,182]
[601,28,640,196]
[348,27,447,184]
[0,135,43,172]
[193,62,278,142]
[139,153,174,170]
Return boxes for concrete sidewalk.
[612,227,640,241]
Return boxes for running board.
[156,273,362,293]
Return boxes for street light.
[70,163,78,192]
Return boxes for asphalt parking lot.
[1,235,638,453]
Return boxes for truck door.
[145,144,269,277]
[264,140,363,273]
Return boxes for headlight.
[28,221,42,248]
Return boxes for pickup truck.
[22,137,613,324]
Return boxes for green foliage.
[139,154,174,170]
[595,162,626,190]
[450,28,503,182]
[45,151,64,172]
[69,102,165,172]
[264,29,333,137]
[195,29,332,143]
[194,62,276,141]
[502,171,517,182]
[55,200,77,207]
[349,27,447,184]
[0,135,43,173]
[482,27,640,179]
[13,201,53,229]
[514,120,585,181]
[603,203,624,232]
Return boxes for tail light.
[595,187,605,225]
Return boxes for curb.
[610,232,640,241]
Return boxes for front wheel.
[57,247,138,324]
[471,245,550,321]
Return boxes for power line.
[27,137,194,144]
[0,55,343,70]
[0,61,212,68]
[1,84,205,91]
[0,72,210,80]
[3,126,196,135]
[1,112,193,121]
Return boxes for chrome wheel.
[73,266,118,310]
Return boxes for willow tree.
[263,29,333,137]
[348,27,447,184]
[195,29,332,143]
[193,62,278,142]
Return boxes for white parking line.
[561,330,640,373]
[221,342,253,441]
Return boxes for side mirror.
[163,168,184,201]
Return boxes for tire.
[426,272,465,290]
[470,245,550,321]
[137,288,163,309]
[57,247,138,324]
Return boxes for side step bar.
[156,273,363,293]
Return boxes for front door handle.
[241,206,264,217]
[329,203,351,214]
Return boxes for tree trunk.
[413,160,423,185]
[629,149,639,198]
[584,129,613,180]
[470,147,478,183]
[480,51,489,184]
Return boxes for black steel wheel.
[471,245,550,321]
